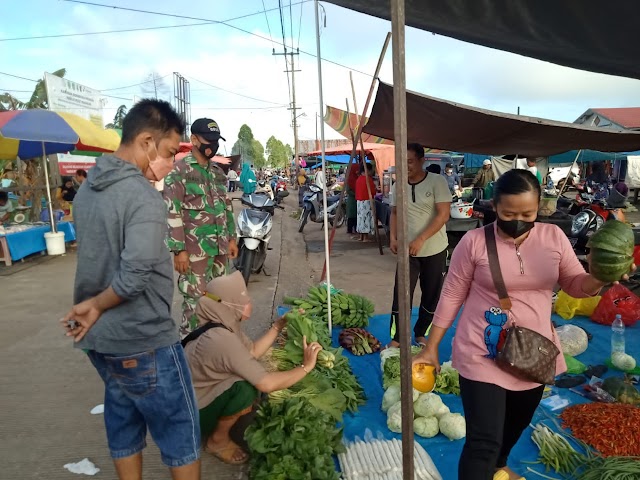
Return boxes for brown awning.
[324,0,640,80]
[362,82,640,157]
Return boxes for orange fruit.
[412,363,436,393]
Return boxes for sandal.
[205,440,249,465]
[381,341,400,351]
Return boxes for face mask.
[497,217,535,239]
[205,293,252,319]
[144,143,174,182]
[197,140,219,159]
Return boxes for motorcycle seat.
[328,194,341,203]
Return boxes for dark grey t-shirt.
[73,154,178,354]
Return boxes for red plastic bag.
[591,284,640,326]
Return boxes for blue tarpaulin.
[278,305,639,479]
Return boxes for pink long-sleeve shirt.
[434,222,592,391]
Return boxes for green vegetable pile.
[245,307,365,479]
[382,350,460,395]
[434,361,460,395]
[245,397,344,480]
[284,286,375,328]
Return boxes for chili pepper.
[560,403,640,457]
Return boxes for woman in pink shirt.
[413,169,619,480]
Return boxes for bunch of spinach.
[245,397,344,480]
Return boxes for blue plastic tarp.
[278,305,639,479]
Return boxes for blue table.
[0,222,76,263]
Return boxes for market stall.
[0,221,76,266]
[267,281,640,480]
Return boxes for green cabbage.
[413,393,447,418]
[439,413,466,441]
[414,416,439,438]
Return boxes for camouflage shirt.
[163,155,236,257]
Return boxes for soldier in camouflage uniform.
[163,118,238,336]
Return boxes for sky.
[2,0,640,153]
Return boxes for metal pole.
[319,32,391,280]
[291,52,300,190]
[390,0,414,478]
[314,0,333,335]
[350,71,383,255]
[41,142,56,234]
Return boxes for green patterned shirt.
[163,155,236,257]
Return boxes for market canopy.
[362,82,640,157]
[307,142,395,176]
[324,0,640,80]
[324,106,392,145]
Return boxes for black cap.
[191,118,226,142]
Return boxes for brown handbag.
[485,225,560,385]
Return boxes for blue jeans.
[88,343,201,467]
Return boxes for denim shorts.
[88,343,201,467]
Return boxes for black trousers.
[389,248,447,342]
[458,376,545,480]
[228,181,236,192]
[347,217,357,234]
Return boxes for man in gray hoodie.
[63,99,201,479]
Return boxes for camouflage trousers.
[178,253,227,337]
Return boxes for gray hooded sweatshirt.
[73,154,178,354]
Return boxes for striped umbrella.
[0,109,121,231]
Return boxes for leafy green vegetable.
[245,397,343,480]
[381,346,422,389]
[434,361,460,395]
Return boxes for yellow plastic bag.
[554,290,601,320]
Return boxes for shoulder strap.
[181,322,230,348]
[484,225,513,311]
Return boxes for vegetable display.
[434,361,460,395]
[412,363,437,393]
[577,456,640,480]
[560,402,640,457]
[530,423,585,475]
[414,416,439,439]
[246,298,367,479]
[381,346,423,389]
[338,328,381,355]
[556,324,589,357]
[587,220,634,283]
[245,397,343,480]
[414,393,449,419]
[283,286,375,328]
[438,413,466,441]
[338,435,443,480]
[611,352,637,372]
[601,376,640,405]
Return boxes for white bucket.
[44,231,66,256]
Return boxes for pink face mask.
[144,143,174,182]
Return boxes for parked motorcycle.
[255,180,274,200]
[235,192,282,284]
[298,184,345,233]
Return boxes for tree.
[265,136,294,169]
[105,105,127,129]
[252,139,266,168]
[0,68,66,111]
[140,71,169,100]
[232,124,257,165]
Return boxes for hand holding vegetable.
[413,346,440,374]
[302,335,322,371]
[272,315,288,332]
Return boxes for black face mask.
[497,217,535,239]
[198,141,219,159]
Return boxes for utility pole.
[274,48,301,184]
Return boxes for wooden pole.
[557,150,582,197]
[350,71,384,255]
[390,0,414,478]
[320,32,391,281]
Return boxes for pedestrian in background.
[442,162,461,194]
[345,162,359,238]
[227,168,238,192]
[163,118,238,336]
[355,163,376,242]
[472,159,495,188]
[63,99,201,480]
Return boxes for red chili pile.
[560,403,640,457]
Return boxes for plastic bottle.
[611,314,625,355]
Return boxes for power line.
[289,0,294,50]
[0,72,38,82]
[187,76,287,106]
[297,1,304,49]
[260,0,276,47]
[277,0,292,104]
[58,0,373,78]
[100,75,171,92]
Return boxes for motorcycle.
[274,178,289,204]
[298,184,345,233]
[255,180,274,200]
[234,192,282,284]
